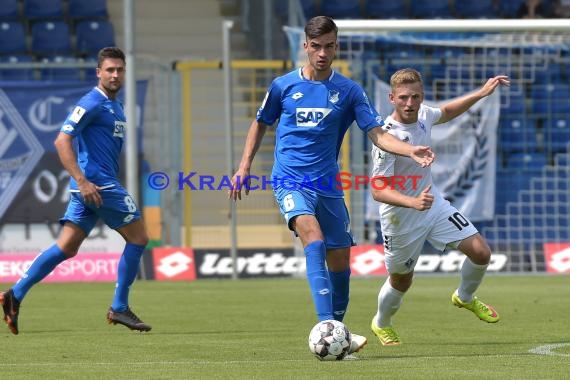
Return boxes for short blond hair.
[390,68,423,91]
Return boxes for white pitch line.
[529,343,570,357]
[0,353,542,368]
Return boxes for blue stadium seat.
[23,0,63,20]
[409,0,453,19]
[498,0,526,18]
[365,0,408,19]
[545,117,570,153]
[549,83,570,114]
[499,118,539,154]
[0,21,26,54]
[274,0,316,22]
[31,21,71,56]
[40,55,82,81]
[506,152,547,170]
[76,20,115,56]
[454,0,499,18]
[0,55,35,80]
[0,0,19,20]
[320,0,361,19]
[82,56,98,81]
[68,0,109,20]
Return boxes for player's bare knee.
[390,274,413,292]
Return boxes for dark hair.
[97,47,125,68]
[304,16,338,39]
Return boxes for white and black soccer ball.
[308,319,352,361]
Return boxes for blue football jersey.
[257,68,383,197]
[60,87,126,190]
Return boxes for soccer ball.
[308,319,352,361]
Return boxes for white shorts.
[383,205,478,275]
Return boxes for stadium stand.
[40,55,82,81]
[0,21,27,54]
[364,0,408,19]
[0,0,19,20]
[0,54,34,80]
[409,0,454,19]
[31,20,72,56]
[498,0,527,18]
[23,0,64,21]
[320,0,361,19]
[454,0,499,18]
[75,20,115,57]
[68,0,109,21]
[275,0,317,22]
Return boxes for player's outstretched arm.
[438,75,510,124]
[54,132,102,207]
[372,184,434,210]
[229,120,268,201]
[368,126,435,167]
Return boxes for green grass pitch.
[1,275,568,379]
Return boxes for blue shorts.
[60,185,141,235]
[273,186,354,249]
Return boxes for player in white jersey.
[229,17,434,357]
[370,68,509,346]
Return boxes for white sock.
[457,258,488,302]
[374,278,405,328]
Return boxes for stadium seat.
[506,152,547,170]
[545,117,570,153]
[0,21,27,54]
[499,118,539,154]
[23,0,63,20]
[409,0,453,19]
[274,0,316,22]
[454,0,499,18]
[81,56,98,81]
[31,21,71,56]
[497,0,526,18]
[68,0,109,20]
[365,0,408,19]
[0,55,35,80]
[0,0,19,20]
[75,20,115,57]
[320,0,361,19]
[40,55,82,81]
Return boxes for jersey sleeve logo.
[296,108,332,127]
[61,124,74,132]
[69,106,86,123]
[113,121,126,138]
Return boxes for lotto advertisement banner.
[349,245,508,275]
[145,245,510,282]
[543,243,570,273]
[0,81,147,223]
[146,247,301,280]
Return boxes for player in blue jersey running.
[0,47,151,334]
[229,16,434,356]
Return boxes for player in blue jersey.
[229,16,434,356]
[1,47,151,335]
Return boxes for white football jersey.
[371,104,447,235]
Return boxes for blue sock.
[12,244,67,302]
[111,243,145,311]
[305,240,333,321]
[329,268,350,322]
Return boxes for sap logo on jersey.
[296,108,332,127]
[113,121,125,138]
